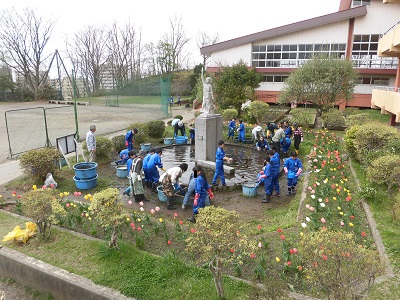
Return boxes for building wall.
[210,44,252,66]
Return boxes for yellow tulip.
[349,223,354,227]
[300,232,304,237]
[276,257,280,262]
[159,218,163,223]
[126,217,130,221]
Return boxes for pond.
[159,144,267,186]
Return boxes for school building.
[200,0,400,123]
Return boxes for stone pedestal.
[195,114,223,161]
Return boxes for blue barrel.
[140,143,151,151]
[164,138,174,145]
[157,185,168,202]
[73,174,98,190]
[175,136,188,144]
[115,165,128,178]
[242,184,258,197]
[73,162,98,179]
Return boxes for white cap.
[178,121,183,127]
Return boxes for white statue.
[200,68,215,115]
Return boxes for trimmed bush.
[367,154,400,192]
[299,230,383,300]
[222,108,238,120]
[353,122,400,164]
[147,120,166,139]
[346,113,370,128]
[344,125,360,155]
[290,108,315,128]
[248,101,269,124]
[111,135,126,155]
[19,148,61,181]
[322,109,346,128]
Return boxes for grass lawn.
[82,95,163,106]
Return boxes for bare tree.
[66,26,109,95]
[145,16,191,75]
[106,21,144,86]
[0,8,55,100]
[197,31,219,70]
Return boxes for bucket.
[73,162,98,180]
[242,184,258,197]
[164,138,174,145]
[175,136,188,144]
[157,185,168,202]
[140,143,151,151]
[116,165,128,178]
[73,174,98,190]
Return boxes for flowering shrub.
[22,187,66,239]
[185,206,257,299]
[299,230,383,300]
[88,188,129,249]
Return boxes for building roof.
[200,5,367,56]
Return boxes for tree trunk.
[314,116,323,129]
[109,227,119,249]
[209,256,225,299]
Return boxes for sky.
[2,0,341,68]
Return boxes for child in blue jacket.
[283,151,303,196]
[258,156,272,203]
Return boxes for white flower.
[140,207,144,212]
[318,198,322,202]
[318,155,322,158]
[320,203,326,208]
[306,217,311,222]
[315,169,321,173]
[316,182,320,186]
[301,222,307,228]
[311,195,316,199]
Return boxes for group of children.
[228,119,304,158]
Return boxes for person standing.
[147,148,165,190]
[283,121,292,139]
[177,94,182,106]
[212,140,233,186]
[268,148,281,197]
[258,156,272,203]
[266,122,278,141]
[160,163,188,210]
[271,124,286,155]
[237,120,246,143]
[125,128,138,151]
[292,123,304,154]
[188,166,214,223]
[227,118,236,141]
[281,136,292,158]
[283,151,303,196]
[123,150,136,197]
[143,148,155,188]
[86,125,96,162]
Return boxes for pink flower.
[311,190,315,194]
[155,206,160,212]
[167,240,171,245]
[66,203,70,207]
[307,186,312,191]
[139,201,144,206]
[130,223,135,230]
[81,213,85,217]
[321,218,326,223]
[277,228,282,233]
[50,183,55,188]
[150,209,155,214]
[74,192,78,196]
[137,227,142,231]
[179,220,183,225]
[340,221,344,226]
[280,234,286,240]
[190,228,196,233]
[174,212,178,218]
[322,254,328,261]
[230,248,235,253]
[258,242,262,248]
[257,224,262,230]
[309,207,315,212]
[128,200,133,205]
[293,248,298,254]
[250,253,256,259]
[305,204,310,209]
[361,231,367,237]
[286,261,292,266]
[289,249,294,254]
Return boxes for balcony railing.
[375,86,400,92]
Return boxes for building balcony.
[371,87,400,122]
[383,0,400,3]
[378,22,400,57]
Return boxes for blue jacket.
[143,153,151,169]
[147,153,163,169]
[238,123,245,132]
[284,157,303,178]
[119,149,130,162]
[285,126,293,138]
[228,120,236,130]
[215,146,225,163]
[195,174,210,200]
[281,137,291,152]
[125,130,135,143]
[270,153,280,174]
[256,139,268,150]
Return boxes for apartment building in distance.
[200,0,400,111]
